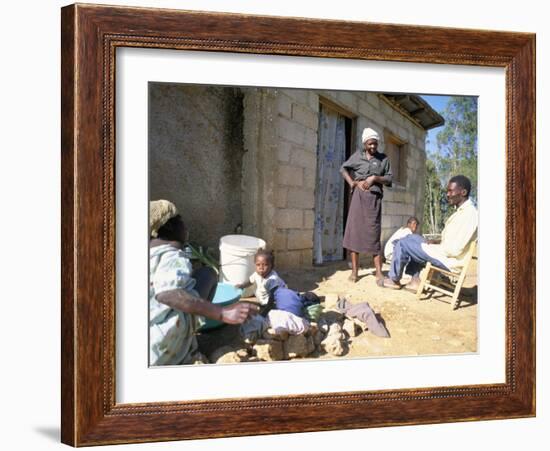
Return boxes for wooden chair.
[415,240,477,310]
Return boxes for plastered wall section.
[149,84,245,250]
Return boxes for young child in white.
[237,249,286,305]
[384,216,419,262]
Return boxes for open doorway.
[313,101,354,264]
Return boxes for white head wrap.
[150,199,178,238]
[361,127,380,143]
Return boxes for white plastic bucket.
[219,235,266,293]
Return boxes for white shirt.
[249,270,287,305]
[422,198,478,269]
[384,226,413,261]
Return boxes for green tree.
[423,96,478,232]
[423,158,444,234]
[435,96,478,203]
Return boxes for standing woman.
[340,127,393,284]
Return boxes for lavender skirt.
[342,189,382,254]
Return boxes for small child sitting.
[269,288,321,319]
[384,216,419,262]
[235,249,286,305]
[260,288,322,335]
[237,250,323,340]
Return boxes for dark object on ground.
[336,297,390,338]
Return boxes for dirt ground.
[197,258,478,361]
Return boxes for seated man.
[384,175,477,291]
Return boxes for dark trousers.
[389,234,449,281]
[192,267,218,301]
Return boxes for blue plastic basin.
[200,283,242,331]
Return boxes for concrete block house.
[149,83,443,268]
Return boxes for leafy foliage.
[187,242,220,273]
[423,96,478,233]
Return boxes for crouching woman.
[149,200,257,365]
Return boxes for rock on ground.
[253,339,285,361]
[209,345,233,361]
[320,334,346,356]
[262,327,289,341]
[209,345,243,364]
[285,334,311,359]
[343,318,361,338]
[327,322,343,337]
[319,320,347,356]
[235,348,250,359]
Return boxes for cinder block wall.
[257,89,427,269]
[270,89,319,268]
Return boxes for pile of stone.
[207,310,369,364]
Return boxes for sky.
[420,94,449,155]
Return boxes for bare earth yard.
[197,259,478,361]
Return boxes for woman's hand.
[365,175,377,188]
[355,180,369,191]
[221,302,259,324]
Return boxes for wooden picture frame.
[61,3,535,446]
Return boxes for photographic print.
[148,84,479,366]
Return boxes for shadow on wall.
[149,83,245,250]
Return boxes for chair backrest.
[447,239,477,274]
[460,240,477,271]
